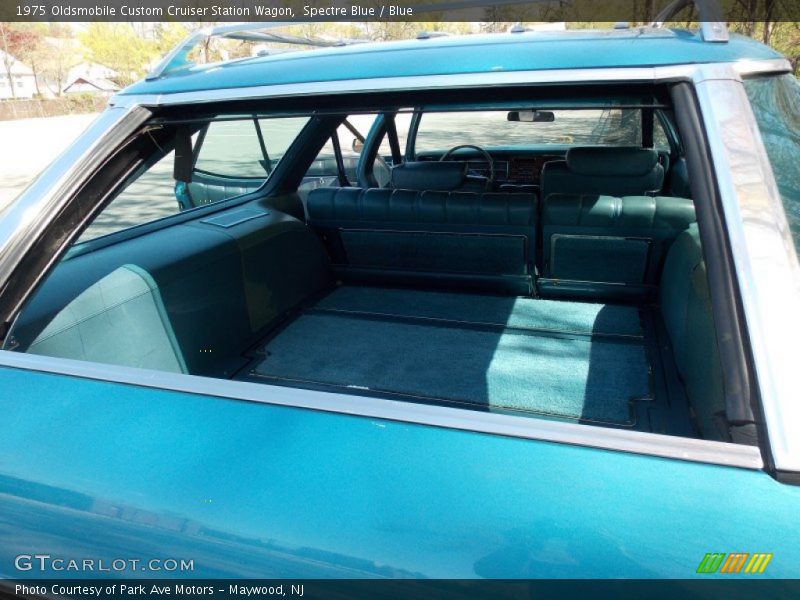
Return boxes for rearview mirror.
[352,138,364,153]
[507,110,555,123]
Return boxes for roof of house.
[0,50,34,76]
[63,76,120,93]
[67,62,119,82]
[119,27,782,97]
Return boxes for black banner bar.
[3,579,800,600]
[1,0,799,23]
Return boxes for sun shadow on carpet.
[252,287,650,425]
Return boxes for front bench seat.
[390,161,488,192]
[307,186,537,295]
[541,146,665,201]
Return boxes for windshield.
[414,109,653,152]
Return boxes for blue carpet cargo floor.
[250,286,652,425]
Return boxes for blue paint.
[120,30,781,97]
[0,366,798,578]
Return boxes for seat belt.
[331,130,351,187]
[173,125,194,210]
[385,113,403,166]
[253,117,272,174]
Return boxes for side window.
[299,120,365,198]
[654,118,671,152]
[195,117,308,178]
[80,149,179,241]
[194,120,270,178]
[744,74,800,254]
[78,117,309,243]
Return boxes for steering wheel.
[439,144,496,190]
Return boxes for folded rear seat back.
[306,186,538,295]
[539,193,696,301]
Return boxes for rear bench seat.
[540,194,696,301]
[307,187,537,295]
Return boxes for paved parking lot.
[0,114,98,212]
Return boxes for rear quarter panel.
[0,366,798,578]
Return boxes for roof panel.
[120,29,782,97]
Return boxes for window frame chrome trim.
[0,350,763,470]
[693,67,800,474]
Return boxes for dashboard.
[417,152,565,185]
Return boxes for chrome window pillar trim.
[0,106,152,288]
[693,67,800,473]
[731,58,792,77]
[106,59,790,110]
[0,350,763,470]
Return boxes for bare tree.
[0,23,24,99]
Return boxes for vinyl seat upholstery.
[307,186,538,294]
[659,225,725,440]
[390,160,488,192]
[541,146,665,201]
[27,265,188,373]
[540,194,696,300]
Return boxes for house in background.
[0,50,36,100]
[61,63,120,96]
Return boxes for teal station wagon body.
[0,9,799,582]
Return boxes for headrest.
[390,161,467,191]
[566,147,659,177]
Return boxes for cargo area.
[238,285,694,434]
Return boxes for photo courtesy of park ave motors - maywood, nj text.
[1,0,800,598]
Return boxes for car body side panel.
[0,367,798,579]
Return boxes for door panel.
[186,172,264,208]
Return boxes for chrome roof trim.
[693,66,800,473]
[146,22,338,81]
[110,59,790,110]
[146,26,212,80]
[0,350,763,470]
[699,22,730,44]
[653,0,727,41]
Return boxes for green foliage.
[154,22,191,55]
[79,23,160,86]
[65,92,105,113]
[36,34,83,98]
[729,22,800,74]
